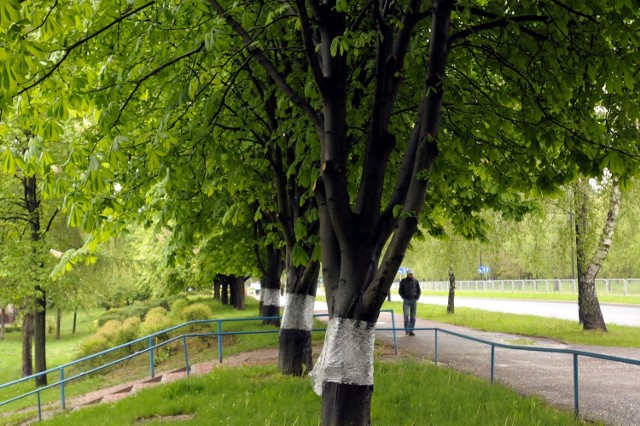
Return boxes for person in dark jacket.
[399,271,421,336]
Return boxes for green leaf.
[2,149,16,175]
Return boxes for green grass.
[36,360,591,426]
[419,290,640,305]
[380,300,640,347]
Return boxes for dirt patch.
[136,414,195,423]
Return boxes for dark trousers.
[403,299,417,332]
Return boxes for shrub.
[97,310,124,327]
[77,334,109,359]
[181,303,212,322]
[117,317,141,344]
[120,303,148,321]
[170,298,190,320]
[96,320,122,341]
[142,307,172,336]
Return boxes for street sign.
[398,267,410,275]
[478,265,490,274]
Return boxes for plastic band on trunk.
[281,294,315,331]
[261,288,281,307]
[309,317,375,395]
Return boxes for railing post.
[434,329,439,366]
[60,368,65,410]
[148,336,155,378]
[37,391,42,421]
[490,345,496,384]
[624,279,628,296]
[390,310,398,355]
[573,354,580,417]
[183,335,190,377]
[217,320,223,363]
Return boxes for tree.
[206,2,639,423]
[573,177,620,331]
[4,0,640,423]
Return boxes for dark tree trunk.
[0,307,5,341]
[233,276,246,310]
[72,308,78,334]
[279,262,319,375]
[261,245,283,326]
[55,307,62,340]
[221,282,229,305]
[33,287,47,386]
[25,175,47,386]
[321,382,373,426]
[21,312,34,378]
[213,279,221,300]
[447,268,455,314]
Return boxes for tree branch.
[449,15,549,45]
[208,0,323,132]
[18,1,155,94]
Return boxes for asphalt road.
[389,295,640,327]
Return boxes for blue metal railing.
[0,310,397,421]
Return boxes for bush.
[142,307,172,336]
[78,335,109,358]
[97,310,124,327]
[97,320,122,341]
[181,303,212,322]
[120,303,148,321]
[170,298,190,320]
[117,317,141,344]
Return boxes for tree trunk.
[233,276,246,310]
[24,175,48,386]
[56,307,62,340]
[279,262,319,375]
[213,279,221,300]
[0,306,5,341]
[574,179,620,332]
[22,312,34,378]
[72,308,78,334]
[261,245,283,326]
[221,282,229,305]
[33,287,47,386]
[447,268,455,314]
[321,382,373,425]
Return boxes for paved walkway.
[375,313,640,426]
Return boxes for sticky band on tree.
[261,288,280,307]
[281,294,315,331]
[309,317,375,395]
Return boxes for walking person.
[399,271,421,336]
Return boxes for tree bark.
[260,245,283,326]
[72,308,78,334]
[279,262,319,375]
[233,276,246,310]
[56,307,62,340]
[21,312,34,378]
[33,287,47,386]
[0,306,5,341]
[447,268,455,314]
[25,175,47,386]
[574,179,620,332]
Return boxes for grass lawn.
[379,300,640,347]
[37,361,591,426]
